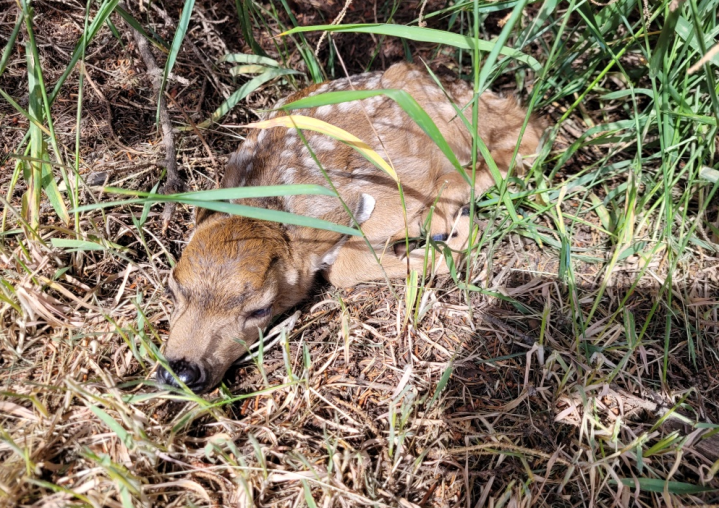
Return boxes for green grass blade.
[234,0,267,56]
[282,24,542,71]
[649,4,682,77]
[276,0,323,82]
[25,40,43,228]
[158,0,196,122]
[98,184,337,201]
[282,89,469,183]
[88,406,132,448]
[159,199,360,236]
[301,480,318,508]
[0,87,51,136]
[477,0,530,90]
[0,13,22,78]
[114,5,169,51]
[21,0,70,225]
[72,185,361,236]
[222,53,279,66]
[49,0,120,104]
[615,478,717,494]
[199,67,301,127]
[50,239,108,252]
[427,361,453,409]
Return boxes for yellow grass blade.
[246,115,398,182]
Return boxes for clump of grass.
[2,0,719,506]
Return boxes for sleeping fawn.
[158,62,544,393]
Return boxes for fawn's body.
[159,62,543,393]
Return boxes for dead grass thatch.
[2,0,719,507]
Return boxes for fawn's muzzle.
[156,359,208,393]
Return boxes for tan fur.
[164,62,545,392]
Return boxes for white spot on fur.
[440,103,456,118]
[257,130,268,144]
[285,268,299,286]
[316,104,334,116]
[309,195,339,217]
[281,149,294,160]
[311,84,329,96]
[367,75,381,87]
[281,167,296,184]
[302,156,316,169]
[310,136,336,152]
[228,150,248,168]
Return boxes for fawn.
[158,62,544,393]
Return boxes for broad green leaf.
[73,191,361,237]
[25,40,43,227]
[601,89,655,100]
[148,184,336,200]
[25,41,69,225]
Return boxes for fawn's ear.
[352,193,376,226]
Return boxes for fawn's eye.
[248,307,272,320]
[165,286,176,302]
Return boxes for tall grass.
[1,0,719,506]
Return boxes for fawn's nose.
[156,360,207,392]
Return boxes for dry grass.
[2,0,719,507]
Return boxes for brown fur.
[163,62,545,392]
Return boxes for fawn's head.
[157,213,304,393]
[156,190,373,393]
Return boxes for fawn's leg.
[325,207,472,287]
